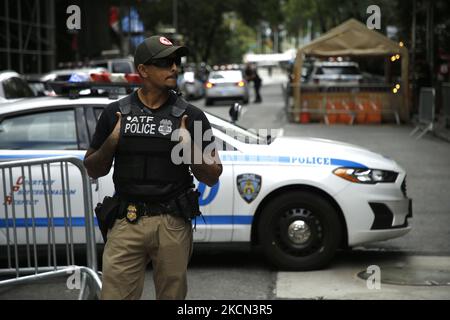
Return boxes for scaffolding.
[0,0,55,74]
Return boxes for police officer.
[84,35,222,300]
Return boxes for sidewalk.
[433,116,450,142]
[276,252,450,300]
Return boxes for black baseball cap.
[134,36,189,68]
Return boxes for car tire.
[257,191,342,271]
[205,98,213,106]
[242,97,249,105]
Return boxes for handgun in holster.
[173,188,202,223]
[94,195,121,243]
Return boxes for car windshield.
[209,71,243,82]
[207,113,271,145]
[112,61,133,73]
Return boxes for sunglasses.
[145,56,181,68]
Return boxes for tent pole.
[293,51,303,113]
[401,47,410,122]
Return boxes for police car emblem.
[237,174,262,203]
[126,204,138,223]
[158,119,173,135]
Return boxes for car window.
[90,62,108,69]
[317,66,361,75]
[94,108,104,121]
[0,110,78,150]
[210,73,225,80]
[113,61,133,73]
[2,77,34,99]
[209,71,243,81]
[55,74,74,81]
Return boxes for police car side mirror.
[229,102,242,124]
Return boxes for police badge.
[236,174,262,203]
[158,119,173,135]
[126,204,138,223]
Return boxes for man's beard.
[165,83,177,90]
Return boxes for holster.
[173,188,202,222]
[94,195,121,243]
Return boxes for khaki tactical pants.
[101,214,193,300]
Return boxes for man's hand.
[178,115,192,145]
[83,112,122,179]
[180,114,222,187]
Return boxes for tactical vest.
[113,93,192,197]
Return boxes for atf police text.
[124,116,157,135]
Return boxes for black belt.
[116,200,179,220]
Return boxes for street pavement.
[1,67,449,300]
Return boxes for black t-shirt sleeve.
[90,104,117,150]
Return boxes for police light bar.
[90,73,111,82]
[47,81,141,99]
[90,72,142,84]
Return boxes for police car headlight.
[333,168,398,184]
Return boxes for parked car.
[0,83,412,270]
[88,57,135,74]
[40,67,109,83]
[178,71,205,100]
[308,61,363,86]
[204,69,249,106]
[0,71,35,103]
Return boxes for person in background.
[244,63,262,103]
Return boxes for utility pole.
[411,0,416,73]
[411,0,417,113]
[173,0,178,34]
[426,0,434,86]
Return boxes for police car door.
[195,131,235,242]
[0,106,100,246]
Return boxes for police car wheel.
[205,98,213,106]
[258,191,342,271]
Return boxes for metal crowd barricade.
[410,87,435,139]
[0,156,101,300]
[286,83,401,125]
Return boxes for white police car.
[0,85,412,270]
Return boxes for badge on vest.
[126,204,138,223]
[122,114,178,139]
[158,119,173,135]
